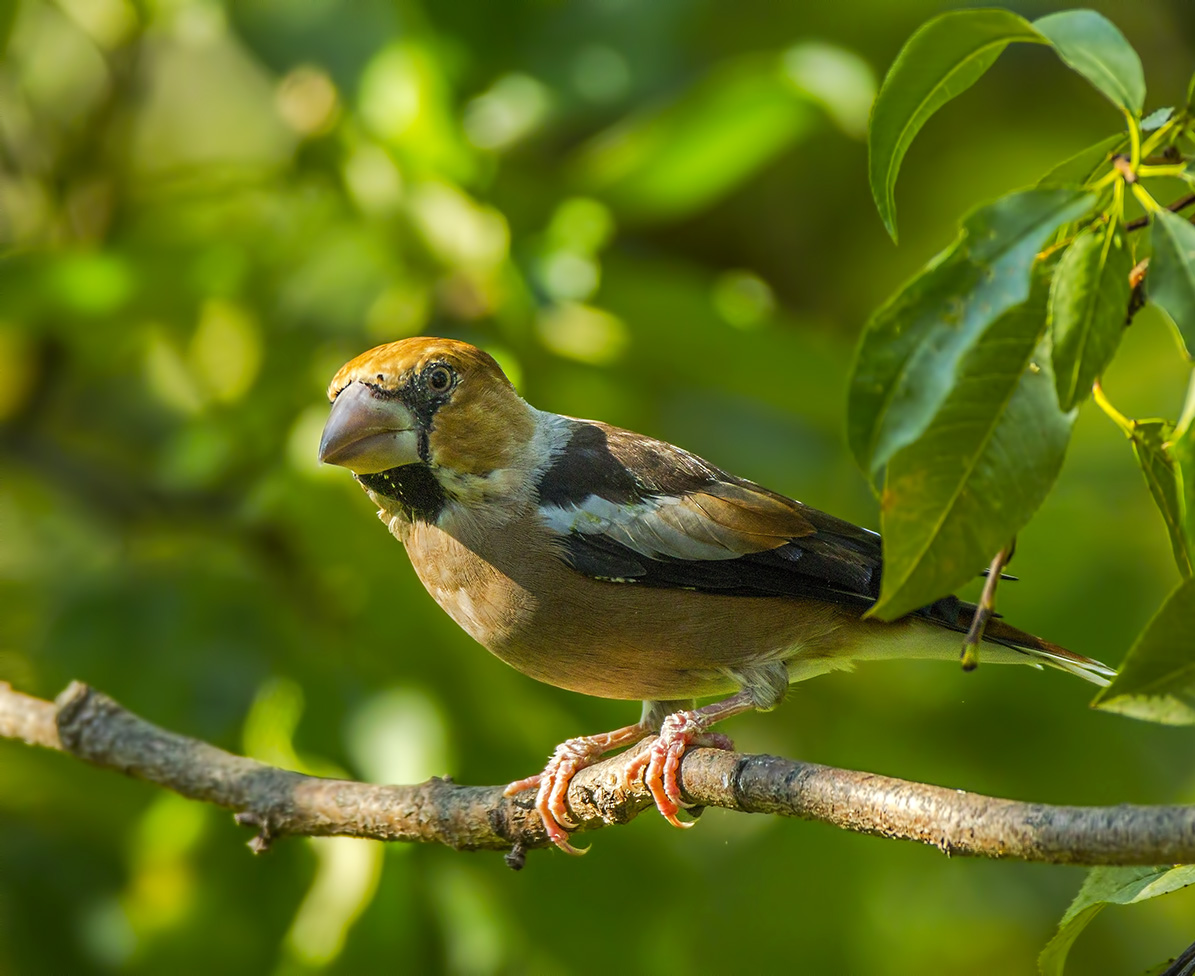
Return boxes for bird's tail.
[979,616,1116,687]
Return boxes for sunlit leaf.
[1037,133,1125,186]
[1125,419,1192,578]
[1148,208,1195,358]
[873,300,1072,620]
[868,9,1043,241]
[1141,106,1173,131]
[1039,865,1195,976]
[1049,220,1133,410]
[1033,10,1146,116]
[848,186,1093,477]
[1095,578,1195,723]
[782,42,876,139]
[573,53,831,222]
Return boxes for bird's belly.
[401,519,861,701]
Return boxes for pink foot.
[624,712,734,828]
[504,724,651,855]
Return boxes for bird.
[317,336,1115,854]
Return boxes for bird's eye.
[427,365,455,393]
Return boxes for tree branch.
[1125,192,1195,231]
[4,680,1195,867]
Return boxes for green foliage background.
[1,0,1194,972]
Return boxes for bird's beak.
[318,381,421,474]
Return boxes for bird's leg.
[623,690,758,829]
[504,720,656,855]
[627,664,789,829]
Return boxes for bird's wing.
[536,421,885,608]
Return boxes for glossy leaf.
[1148,208,1195,358]
[1033,10,1146,116]
[868,9,1044,241]
[873,299,1072,620]
[1039,865,1195,976]
[1049,221,1133,410]
[1127,420,1193,578]
[1037,133,1125,186]
[1094,578,1195,723]
[848,186,1093,477]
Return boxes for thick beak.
[318,381,421,474]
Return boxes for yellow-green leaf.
[1048,220,1133,410]
[1033,10,1146,116]
[1039,865,1195,976]
[1126,420,1193,578]
[873,298,1072,620]
[1149,208,1195,359]
[1094,578,1195,724]
[849,186,1093,477]
[868,9,1044,241]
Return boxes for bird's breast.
[401,519,537,652]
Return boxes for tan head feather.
[328,337,534,477]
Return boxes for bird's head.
[319,337,543,521]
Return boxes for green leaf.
[873,298,1073,620]
[1039,865,1195,976]
[1049,220,1133,410]
[1174,373,1195,564]
[1037,133,1126,186]
[1148,208,1195,358]
[1094,578,1195,723]
[848,186,1093,477]
[868,9,1044,241]
[1141,106,1174,132]
[1033,10,1146,116]
[1188,68,1195,110]
[1126,419,1193,578]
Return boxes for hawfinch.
[318,337,1114,853]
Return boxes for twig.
[1125,192,1195,231]
[961,540,1016,671]
[1113,154,1138,185]
[5,680,1195,866]
[1159,937,1195,976]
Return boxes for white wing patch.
[540,485,810,562]
[540,495,737,561]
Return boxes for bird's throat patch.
[358,465,446,522]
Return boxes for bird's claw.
[624,712,734,829]
[505,736,610,855]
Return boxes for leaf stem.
[1124,193,1195,231]
[1136,164,1188,178]
[1092,380,1135,436]
[1126,111,1143,170]
[1139,115,1181,159]
[1177,370,1195,441]
[1131,182,1163,213]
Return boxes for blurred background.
[2,0,1195,972]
